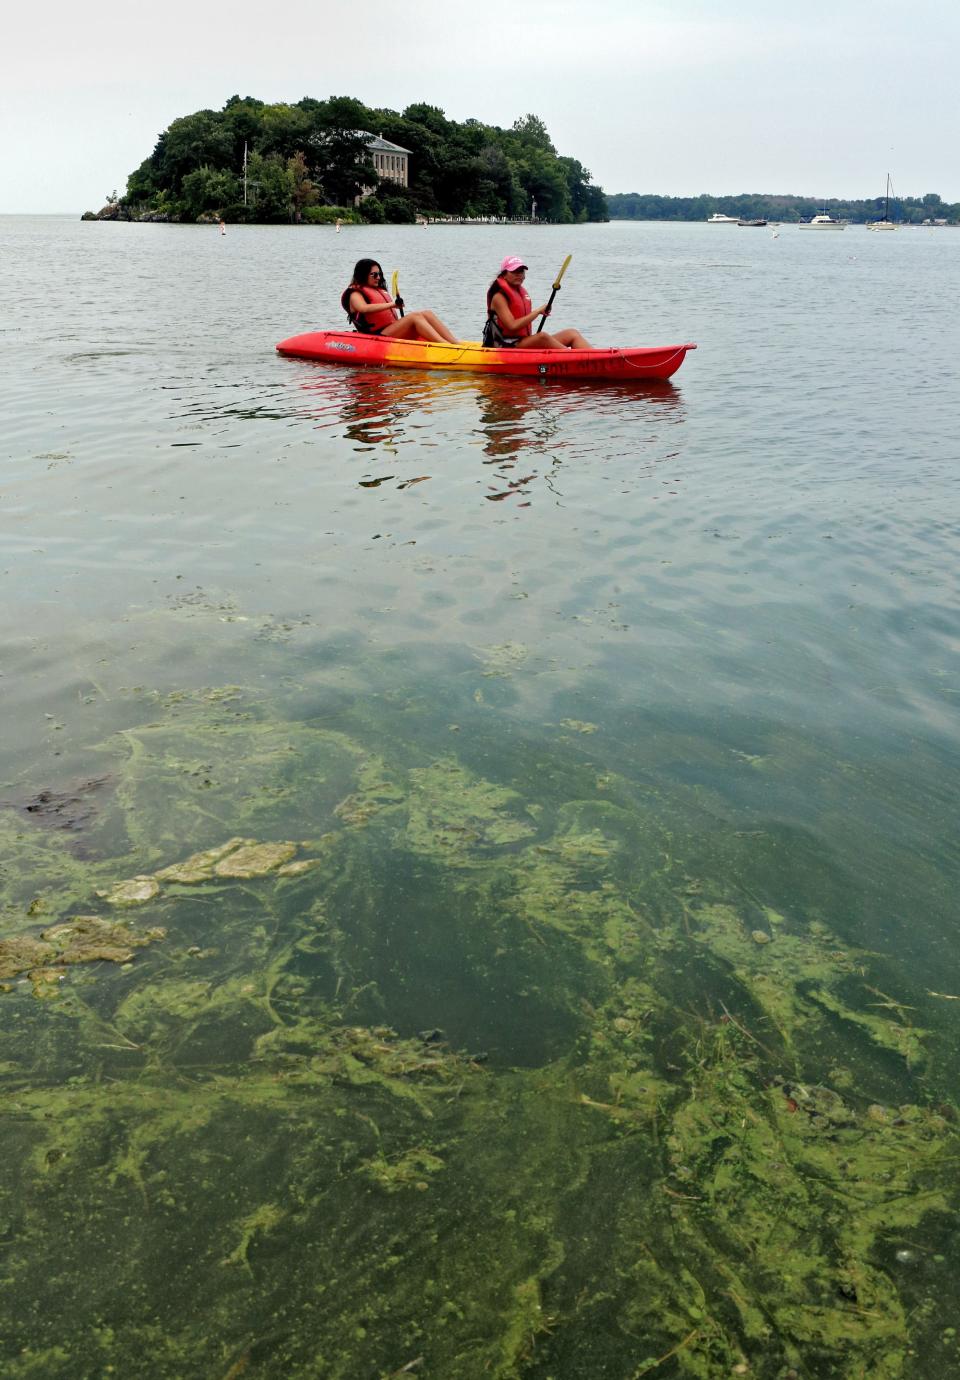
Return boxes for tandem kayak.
[275,331,696,381]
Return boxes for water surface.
[2,216,959,1378]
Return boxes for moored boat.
[799,212,845,229]
[276,332,697,381]
[867,173,899,230]
[737,218,768,227]
[707,213,739,224]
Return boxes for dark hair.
[351,258,383,287]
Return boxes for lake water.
[2,215,960,1378]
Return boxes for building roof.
[357,131,412,155]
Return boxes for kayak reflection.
[296,365,686,504]
[471,375,685,503]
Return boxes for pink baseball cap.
[500,255,528,272]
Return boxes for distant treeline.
[607,192,959,224]
[92,95,607,226]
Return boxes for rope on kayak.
[616,346,685,371]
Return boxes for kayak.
[275,331,696,381]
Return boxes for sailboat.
[868,174,898,231]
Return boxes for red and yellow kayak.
[276,331,696,381]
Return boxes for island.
[85,95,609,226]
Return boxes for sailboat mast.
[868,172,897,230]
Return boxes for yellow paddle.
[391,269,404,318]
[535,254,572,334]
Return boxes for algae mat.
[1,686,959,1379]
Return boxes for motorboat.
[798,212,845,230]
[707,213,739,224]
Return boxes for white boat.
[707,213,739,224]
[868,174,898,231]
[798,212,845,230]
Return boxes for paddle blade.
[552,254,573,291]
[391,270,399,298]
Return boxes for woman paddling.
[341,259,460,344]
[484,256,592,350]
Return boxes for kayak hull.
[276,331,696,381]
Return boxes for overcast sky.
[3,0,958,213]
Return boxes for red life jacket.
[486,276,533,340]
[341,284,398,334]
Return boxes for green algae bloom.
[1,682,958,1378]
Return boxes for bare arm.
[490,291,551,334]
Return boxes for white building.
[358,132,411,191]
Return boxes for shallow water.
[2,216,960,1378]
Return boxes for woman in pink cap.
[484,256,592,350]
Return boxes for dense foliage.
[608,191,959,224]
[114,95,608,225]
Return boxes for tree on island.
[105,96,608,225]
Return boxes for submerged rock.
[41,914,164,965]
[97,876,160,906]
[213,841,297,878]
[1,834,319,998]
[0,915,166,995]
[154,837,250,883]
[277,857,323,878]
[0,935,56,979]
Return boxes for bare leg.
[381,314,450,344]
[381,312,461,344]
[553,328,593,349]
[516,332,567,351]
[418,310,460,344]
